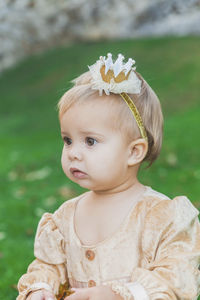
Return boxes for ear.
[127,138,148,166]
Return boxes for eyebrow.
[80,130,105,137]
[61,130,105,138]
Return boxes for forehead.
[60,97,120,133]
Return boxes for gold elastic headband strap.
[120,92,148,141]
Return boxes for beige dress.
[17,187,200,300]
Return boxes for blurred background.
[0,0,200,299]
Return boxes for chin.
[76,181,102,191]
[67,177,91,189]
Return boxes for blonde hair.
[57,71,163,167]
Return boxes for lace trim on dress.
[124,282,149,300]
[69,276,131,288]
[103,282,133,300]
[29,282,53,292]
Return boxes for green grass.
[0,36,200,299]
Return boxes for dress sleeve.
[17,212,68,300]
[124,196,200,300]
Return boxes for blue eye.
[86,137,97,146]
[63,137,72,145]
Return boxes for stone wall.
[0,0,200,72]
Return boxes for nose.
[67,144,83,161]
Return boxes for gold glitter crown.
[88,53,141,96]
[100,53,135,84]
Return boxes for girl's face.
[60,98,131,192]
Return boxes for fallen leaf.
[8,171,18,181]
[13,187,26,198]
[25,167,52,181]
[194,170,200,180]
[11,284,18,290]
[26,228,34,236]
[44,196,57,207]
[35,207,46,217]
[0,232,6,241]
[166,152,178,167]
[58,186,77,199]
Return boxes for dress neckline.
[71,185,151,248]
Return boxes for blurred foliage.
[0,36,200,299]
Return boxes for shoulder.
[143,187,199,230]
[134,186,171,215]
[144,186,171,201]
[52,191,89,232]
[34,192,89,263]
[36,192,88,239]
[52,192,88,220]
[140,186,199,225]
[139,191,200,262]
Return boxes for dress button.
[85,249,95,261]
[88,280,96,287]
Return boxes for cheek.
[92,147,110,162]
[98,146,126,172]
[61,147,68,172]
[90,147,116,170]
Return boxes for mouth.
[70,168,88,179]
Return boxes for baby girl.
[17,53,200,300]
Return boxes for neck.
[89,176,145,204]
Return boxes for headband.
[88,53,147,141]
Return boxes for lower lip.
[72,171,88,179]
